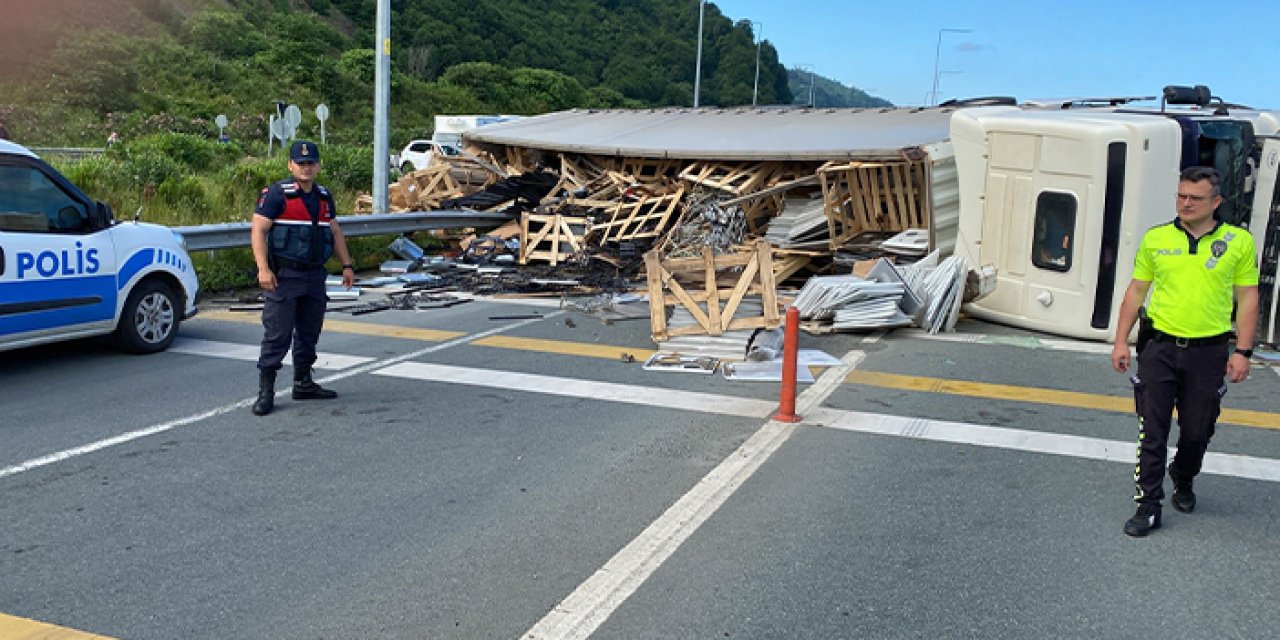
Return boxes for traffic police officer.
[1111,166,1259,537]
[250,140,355,416]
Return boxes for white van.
[0,139,199,353]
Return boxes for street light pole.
[751,21,763,107]
[694,0,705,108]
[930,28,972,106]
[796,64,815,108]
[372,0,391,214]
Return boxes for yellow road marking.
[199,309,464,342]
[846,370,1280,430]
[473,335,656,361]
[0,612,115,639]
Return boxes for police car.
[0,139,198,353]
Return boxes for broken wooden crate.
[644,238,781,341]
[818,159,930,250]
[519,212,590,265]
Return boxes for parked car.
[394,139,460,173]
[0,139,199,353]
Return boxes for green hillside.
[0,0,804,146]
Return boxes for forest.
[0,0,888,289]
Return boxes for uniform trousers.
[257,266,328,373]
[1131,339,1228,505]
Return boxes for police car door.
[0,159,118,347]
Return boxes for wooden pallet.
[679,161,780,195]
[520,212,590,265]
[619,157,685,183]
[595,185,685,244]
[643,238,780,341]
[818,159,929,249]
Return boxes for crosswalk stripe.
[373,361,778,418]
[169,338,375,371]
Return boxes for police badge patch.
[1206,238,1228,269]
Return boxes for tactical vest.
[267,182,334,267]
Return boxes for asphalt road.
[1,298,1277,639]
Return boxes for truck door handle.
[0,246,4,276]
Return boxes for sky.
[717,0,1280,109]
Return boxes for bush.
[317,144,373,192]
[154,176,209,221]
[58,157,132,195]
[119,133,233,171]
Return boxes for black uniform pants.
[257,267,328,374]
[1131,339,1228,505]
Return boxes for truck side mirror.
[1162,85,1212,107]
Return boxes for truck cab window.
[1032,191,1076,272]
[0,165,88,233]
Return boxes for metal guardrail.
[173,210,514,251]
[28,147,108,160]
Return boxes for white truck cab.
[951,89,1280,341]
[0,139,199,353]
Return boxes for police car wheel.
[115,280,180,354]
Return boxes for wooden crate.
[679,161,779,195]
[643,238,781,341]
[595,185,685,244]
[519,212,590,266]
[818,159,929,249]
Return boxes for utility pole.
[930,28,972,106]
[373,0,391,213]
[694,0,705,108]
[752,21,763,107]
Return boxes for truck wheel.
[115,279,180,354]
[400,162,415,174]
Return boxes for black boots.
[251,370,276,416]
[253,367,335,415]
[1124,504,1162,537]
[292,366,337,400]
[1169,464,1196,513]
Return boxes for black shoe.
[1169,464,1196,513]
[292,367,337,400]
[1124,504,1162,537]
[251,370,277,416]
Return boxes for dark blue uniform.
[255,179,336,373]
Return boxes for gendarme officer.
[1110,166,1259,537]
[250,140,355,416]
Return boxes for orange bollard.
[772,306,802,423]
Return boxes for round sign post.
[315,104,329,144]
[215,114,228,143]
[284,105,302,142]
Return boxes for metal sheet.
[465,107,956,161]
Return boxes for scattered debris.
[641,352,720,374]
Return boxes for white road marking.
[169,337,375,370]
[0,315,556,481]
[804,407,1280,482]
[373,362,779,418]
[521,351,864,640]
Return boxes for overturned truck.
[450,87,1280,343]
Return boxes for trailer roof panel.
[463,107,960,161]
